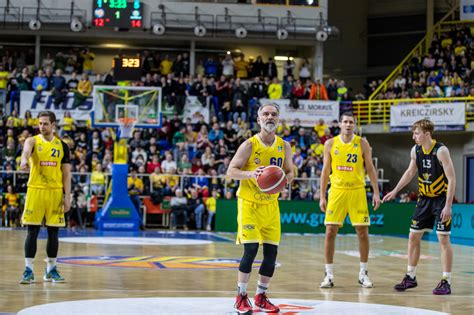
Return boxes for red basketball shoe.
[254,292,280,313]
[234,293,253,314]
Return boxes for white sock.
[442,272,452,284]
[46,258,57,273]
[360,262,368,274]
[407,265,417,279]
[256,281,269,295]
[25,258,34,270]
[237,282,248,295]
[325,264,334,277]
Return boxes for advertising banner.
[390,102,465,132]
[20,91,93,121]
[259,99,339,127]
[460,0,474,20]
[216,200,413,235]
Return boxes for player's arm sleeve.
[60,141,71,164]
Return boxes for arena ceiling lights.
[235,26,247,39]
[28,19,41,31]
[194,25,206,37]
[70,17,83,32]
[152,23,166,35]
[276,28,288,40]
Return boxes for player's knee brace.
[46,227,59,258]
[25,225,41,258]
[259,244,278,277]
[239,243,259,274]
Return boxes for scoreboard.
[93,0,143,29]
[113,57,142,81]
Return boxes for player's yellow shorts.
[22,187,65,227]
[325,187,369,227]
[236,198,280,245]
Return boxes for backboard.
[91,85,162,129]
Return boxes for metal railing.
[352,96,474,130]
[0,169,389,202]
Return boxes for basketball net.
[114,117,137,164]
[117,117,137,140]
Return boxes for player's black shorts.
[410,195,451,234]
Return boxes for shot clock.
[113,57,142,81]
[93,0,143,29]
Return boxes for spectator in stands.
[222,54,235,77]
[204,57,218,77]
[248,76,267,126]
[32,69,48,103]
[59,111,76,137]
[314,118,328,139]
[186,188,205,230]
[80,48,95,75]
[51,69,68,106]
[41,52,55,69]
[298,58,311,83]
[268,77,282,100]
[73,74,92,108]
[283,57,296,79]
[161,151,177,174]
[160,55,173,76]
[336,80,348,101]
[235,55,249,79]
[90,164,106,196]
[309,79,328,100]
[0,63,8,90]
[263,57,277,79]
[66,71,78,91]
[4,184,20,227]
[128,167,144,218]
[170,188,188,230]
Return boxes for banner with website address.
[20,90,93,121]
[390,102,465,132]
[215,199,413,235]
[259,99,339,127]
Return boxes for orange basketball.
[256,165,287,195]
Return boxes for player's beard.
[262,121,277,133]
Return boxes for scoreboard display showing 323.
[93,0,143,29]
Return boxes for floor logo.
[57,256,280,270]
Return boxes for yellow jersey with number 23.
[329,135,365,190]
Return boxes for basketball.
[256,165,287,194]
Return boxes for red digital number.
[131,20,141,28]
[94,18,104,27]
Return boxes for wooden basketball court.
[0,228,472,314]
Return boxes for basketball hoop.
[116,117,137,139]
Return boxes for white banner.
[260,99,339,127]
[20,91,93,121]
[183,96,210,124]
[390,102,465,132]
[460,0,474,20]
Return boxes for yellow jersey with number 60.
[28,135,70,189]
[329,135,365,190]
[236,134,286,204]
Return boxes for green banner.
[216,199,415,235]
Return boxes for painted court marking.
[18,297,448,315]
[59,237,213,246]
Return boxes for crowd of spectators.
[365,25,474,100]
[2,26,470,228]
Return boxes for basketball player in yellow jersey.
[19,111,71,284]
[319,112,380,289]
[227,103,294,314]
